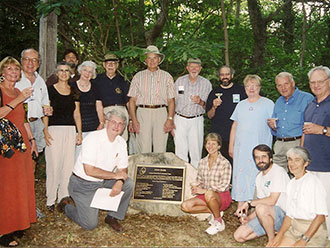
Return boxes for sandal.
[0,233,19,247]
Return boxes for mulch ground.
[15,162,268,247]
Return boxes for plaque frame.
[133,164,186,204]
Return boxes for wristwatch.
[323,126,328,135]
[301,234,310,243]
[168,116,173,120]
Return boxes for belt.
[73,173,87,181]
[176,113,203,119]
[105,104,125,107]
[276,136,301,142]
[28,117,39,122]
[138,104,166,109]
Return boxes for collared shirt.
[196,152,231,192]
[94,73,130,106]
[272,88,313,137]
[303,94,330,172]
[15,71,49,119]
[73,128,128,182]
[174,74,212,116]
[128,68,175,105]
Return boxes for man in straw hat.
[94,53,130,141]
[128,45,175,153]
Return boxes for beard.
[257,161,271,171]
[220,78,233,87]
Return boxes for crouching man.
[57,109,134,233]
[233,144,289,244]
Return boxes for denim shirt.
[272,88,313,137]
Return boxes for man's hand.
[164,119,174,133]
[110,181,123,197]
[235,201,249,217]
[212,97,222,109]
[266,233,283,247]
[132,119,140,133]
[115,170,128,181]
[303,122,323,135]
[44,130,53,146]
[190,95,201,104]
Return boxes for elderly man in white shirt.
[16,48,50,153]
[57,109,134,233]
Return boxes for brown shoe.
[57,197,71,213]
[105,216,124,233]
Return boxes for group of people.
[0,44,329,247]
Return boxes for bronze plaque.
[133,164,186,204]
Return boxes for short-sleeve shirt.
[94,73,130,106]
[174,74,212,116]
[128,68,175,105]
[73,128,128,182]
[303,94,330,172]
[47,85,76,126]
[286,172,328,220]
[15,71,49,119]
[255,164,290,211]
[206,83,247,141]
[71,81,99,132]
[272,88,313,137]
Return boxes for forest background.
[0,0,329,151]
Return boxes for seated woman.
[267,147,328,247]
[181,133,232,235]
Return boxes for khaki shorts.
[284,218,327,247]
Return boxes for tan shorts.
[284,218,327,247]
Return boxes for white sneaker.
[205,219,225,235]
[208,211,224,225]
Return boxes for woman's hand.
[18,87,33,102]
[44,129,53,146]
[191,186,206,195]
[76,133,82,145]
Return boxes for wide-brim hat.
[103,53,119,62]
[144,45,165,64]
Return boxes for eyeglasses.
[22,57,39,63]
[309,78,328,86]
[219,73,231,76]
[105,61,118,66]
[108,119,125,128]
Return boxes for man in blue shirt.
[267,72,313,172]
[302,66,330,239]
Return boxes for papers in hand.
[90,188,124,212]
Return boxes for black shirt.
[48,85,76,126]
[206,83,247,141]
[94,73,130,106]
[71,81,99,132]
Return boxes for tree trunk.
[235,0,241,29]
[247,0,267,67]
[299,0,307,67]
[112,0,122,50]
[144,0,169,45]
[39,10,57,80]
[283,0,294,54]
[220,0,230,66]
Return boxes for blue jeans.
[65,174,134,230]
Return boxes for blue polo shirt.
[272,88,313,137]
[304,94,330,172]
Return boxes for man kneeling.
[234,144,289,243]
[57,109,134,233]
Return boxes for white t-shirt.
[255,163,290,211]
[73,129,128,182]
[286,172,328,220]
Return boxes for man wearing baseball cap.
[128,45,175,153]
[94,53,130,141]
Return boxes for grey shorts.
[247,205,285,237]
